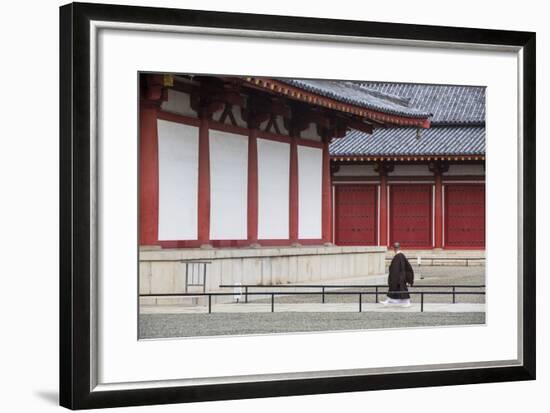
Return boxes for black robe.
[387,252,414,299]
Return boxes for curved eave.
[243,77,431,129]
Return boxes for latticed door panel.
[335,185,378,245]
[445,184,485,248]
[390,184,432,247]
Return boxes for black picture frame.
[60,2,536,410]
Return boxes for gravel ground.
[140,311,485,338]
[139,265,486,338]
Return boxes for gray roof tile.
[359,82,485,125]
[278,78,432,119]
[330,125,485,156]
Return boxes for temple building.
[140,74,432,249]
[138,74,484,299]
[330,82,485,250]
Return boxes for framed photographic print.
[59,2,536,409]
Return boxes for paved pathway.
[140,302,484,314]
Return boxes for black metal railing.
[219,283,485,306]
[180,260,211,292]
[140,288,485,314]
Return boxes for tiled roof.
[359,82,486,125]
[330,125,485,156]
[278,79,432,119]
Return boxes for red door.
[335,185,377,245]
[390,184,432,248]
[445,184,485,248]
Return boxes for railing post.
[245,286,248,303]
[271,293,274,313]
[203,263,207,292]
[359,293,362,313]
[322,287,325,304]
[185,263,188,293]
[452,286,456,304]
[375,286,379,303]
[208,294,212,314]
[421,293,424,312]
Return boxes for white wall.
[257,138,290,239]
[297,145,323,239]
[209,129,249,239]
[160,89,197,118]
[333,164,378,177]
[157,119,199,240]
[390,164,432,176]
[446,163,485,176]
[301,122,322,141]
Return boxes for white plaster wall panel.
[390,164,432,176]
[445,163,485,176]
[333,164,378,177]
[160,89,197,118]
[301,122,321,141]
[232,104,247,128]
[157,119,199,240]
[209,130,249,240]
[257,138,290,239]
[297,145,323,239]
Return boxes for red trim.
[443,175,485,181]
[333,176,380,182]
[333,175,484,182]
[295,137,324,149]
[244,78,431,128]
[388,176,435,182]
[257,131,292,144]
[157,239,326,249]
[139,102,159,246]
[197,117,211,245]
[443,246,486,250]
[247,130,259,244]
[157,110,200,127]
[434,172,443,248]
[331,155,485,162]
[209,120,249,136]
[321,140,332,243]
[289,137,299,243]
[379,174,388,247]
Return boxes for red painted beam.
[197,117,211,245]
[289,137,299,244]
[379,173,388,247]
[139,102,159,246]
[247,129,259,245]
[322,140,332,244]
[434,171,443,248]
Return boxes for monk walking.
[379,242,414,307]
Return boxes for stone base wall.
[139,246,386,305]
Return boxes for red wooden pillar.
[434,171,443,248]
[289,137,299,244]
[429,161,448,249]
[197,116,211,246]
[379,172,388,247]
[139,102,159,246]
[375,162,393,247]
[247,129,259,245]
[322,139,332,244]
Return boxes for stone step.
[385,249,485,266]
